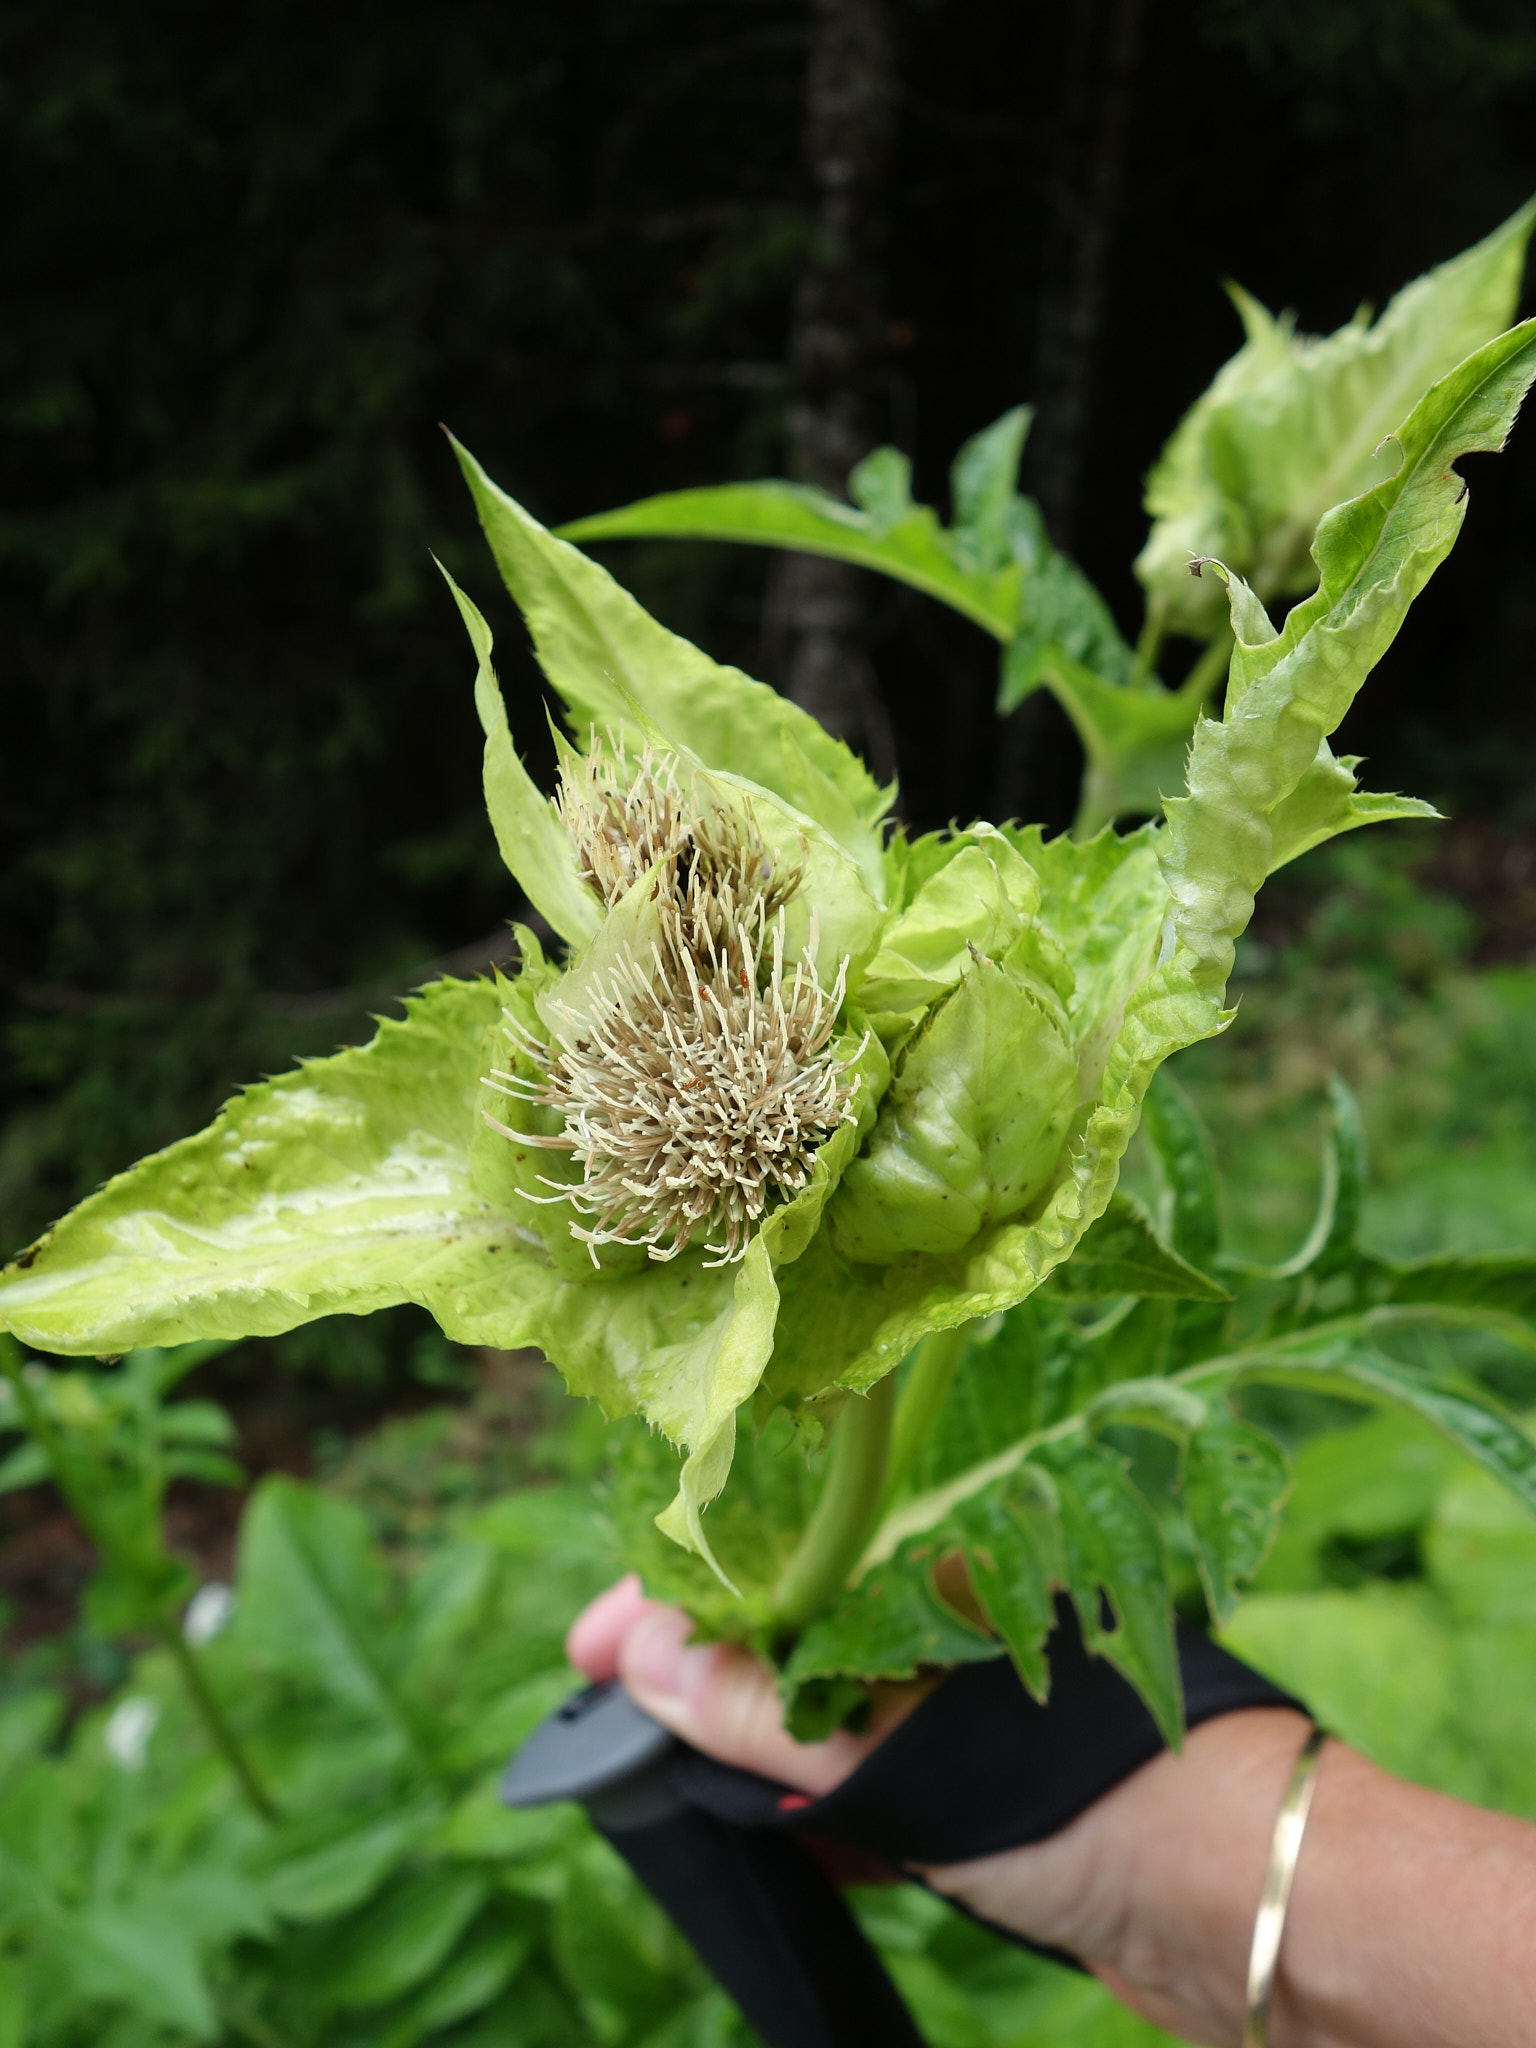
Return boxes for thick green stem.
[159,1622,279,1822]
[1131,607,1167,688]
[768,1374,895,1643]
[878,1325,969,1520]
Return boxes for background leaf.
[1137,198,1536,633]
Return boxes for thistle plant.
[7,245,1536,1744]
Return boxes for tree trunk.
[1026,0,1147,553]
[999,0,1147,831]
[763,0,897,782]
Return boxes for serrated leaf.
[1032,1437,1182,1744]
[948,1469,1062,1698]
[454,443,890,896]
[0,977,521,1355]
[856,832,1043,1015]
[1137,199,1536,633]
[560,412,1136,727]
[1181,1414,1291,1622]
[1005,821,1169,1099]
[439,567,601,948]
[0,969,842,1556]
[1049,1191,1228,1302]
[1000,521,1137,698]
[1235,1345,1536,1521]
[781,1546,997,1694]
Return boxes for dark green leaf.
[236,1479,430,1764]
[1272,1076,1367,1279]
[1372,1250,1536,1325]
[1182,1414,1291,1622]
[310,1865,490,2010]
[782,1549,997,1693]
[1051,1191,1228,1302]
[1238,1346,1536,1521]
[949,1470,1062,1699]
[1032,1437,1182,1743]
[254,1796,443,1921]
[1140,1069,1221,1267]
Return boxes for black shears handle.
[501,1681,925,2048]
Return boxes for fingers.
[566,1574,663,1682]
[567,1578,930,1797]
[617,1604,873,1796]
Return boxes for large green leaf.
[1137,199,1536,633]
[0,977,521,1356]
[0,974,870,1575]
[1230,1345,1536,1522]
[560,407,1135,699]
[308,1866,492,2012]
[561,475,1020,637]
[453,440,890,897]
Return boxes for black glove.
[678,1594,1301,1870]
[504,1598,1304,2045]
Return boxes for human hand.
[567,1575,1321,2044]
[570,1576,1536,2048]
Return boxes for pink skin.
[565,1573,913,1797]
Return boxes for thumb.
[616,1604,877,1798]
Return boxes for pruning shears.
[502,1682,926,2047]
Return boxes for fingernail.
[623,1607,712,1701]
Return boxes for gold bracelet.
[1242,1723,1327,2048]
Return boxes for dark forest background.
[6,0,1536,1285]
